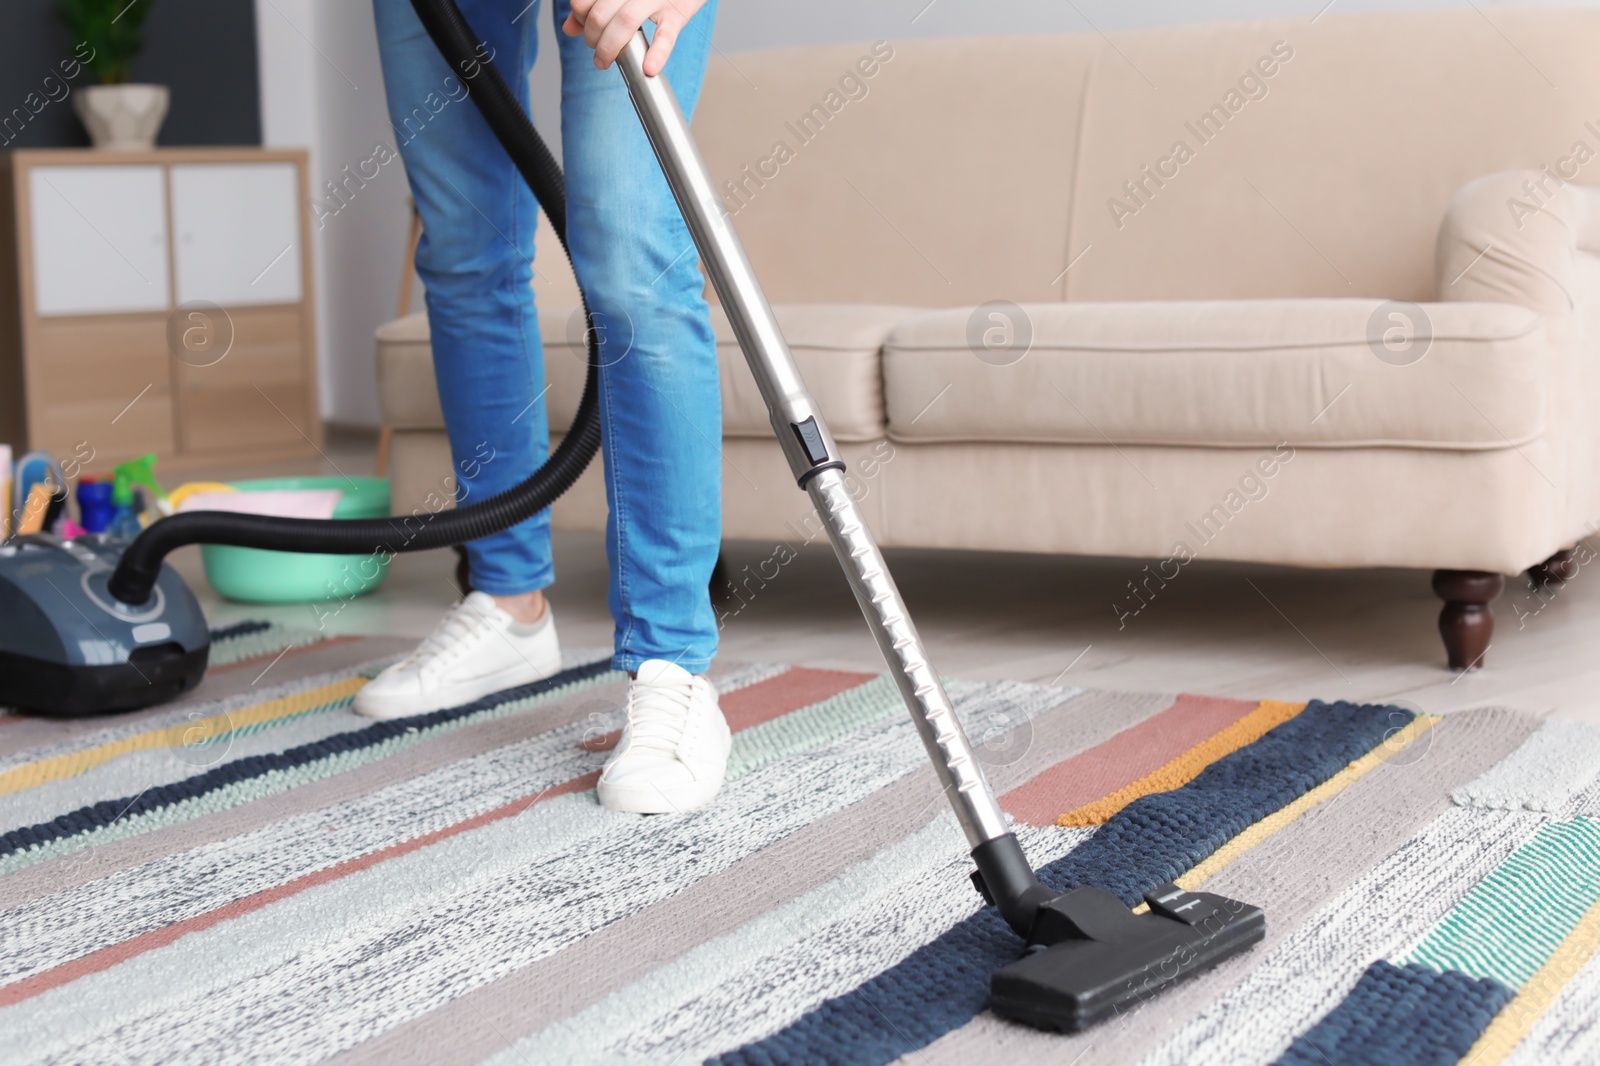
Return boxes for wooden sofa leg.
[1528,548,1578,590]
[1431,569,1504,671]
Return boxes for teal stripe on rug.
[1280,815,1600,1066]
[206,623,328,667]
[1142,803,1545,1066]
[728,675,975,780]
[1404,817,1600,988]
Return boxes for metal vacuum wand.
[613,33,1051,927]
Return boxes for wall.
[257,0,411,428]
[0,0,259,150]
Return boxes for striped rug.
[2,631,1598,1065]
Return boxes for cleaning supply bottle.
[77,478,115,534]
[112,454,172,519]
[15,482,53,535]
[0,443,11,538]
[109,474,143,542]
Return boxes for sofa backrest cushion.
[692,34,1098,307]
[693,9,1600,307]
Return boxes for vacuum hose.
[107,0,602,607]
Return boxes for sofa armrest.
[1437,170,1600,550]
[1435,170,1600,328]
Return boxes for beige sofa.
[375,8,1600,669]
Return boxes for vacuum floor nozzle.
[989,882,1266,1032]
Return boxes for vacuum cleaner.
[0,0,1265,1030]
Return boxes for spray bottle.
[108,474,143,541]
[111,455,172,522]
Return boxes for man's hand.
[563,0,709,75]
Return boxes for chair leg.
[374,425,393,479]
[1527,548,1579,590]
[1431,569,1504,671]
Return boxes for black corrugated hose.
[109,0,602,606]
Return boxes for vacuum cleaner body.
[0,535,209,716]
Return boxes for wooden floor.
[178,429,1600,725]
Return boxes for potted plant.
[60,0,167,150]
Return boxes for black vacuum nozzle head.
[989,882,1266,1032]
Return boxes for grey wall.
[0,0,260,149]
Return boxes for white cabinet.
[28,165,170,316]
[170,162,303,307]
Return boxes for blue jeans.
[373,0,722,673]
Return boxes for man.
[359,0,727,815]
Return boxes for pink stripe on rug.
[1000,693,1260,826]
[578,666,873,751]
[0,666,876,1007]
[722,668,874,729]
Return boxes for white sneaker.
[353,591,561,719]
[597,659,731,814]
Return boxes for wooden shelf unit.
[0,147,320,475]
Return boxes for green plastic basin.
[199,476,392,604]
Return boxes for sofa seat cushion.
[711,303,905,440]
[882,299,1545,449]
[375,303,905,441]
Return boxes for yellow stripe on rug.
[1129,713,1440,914]
[1057,699,1307,827]
[1458,891,1600,1066]
[0,677,366,797]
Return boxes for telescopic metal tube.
[614,33,1011,850]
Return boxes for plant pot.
[73,84,170,150]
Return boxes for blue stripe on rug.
[710,699,1412,1066]
[1274,960,1514,1066]
[207,620,276,642]
[0,657,615,861]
